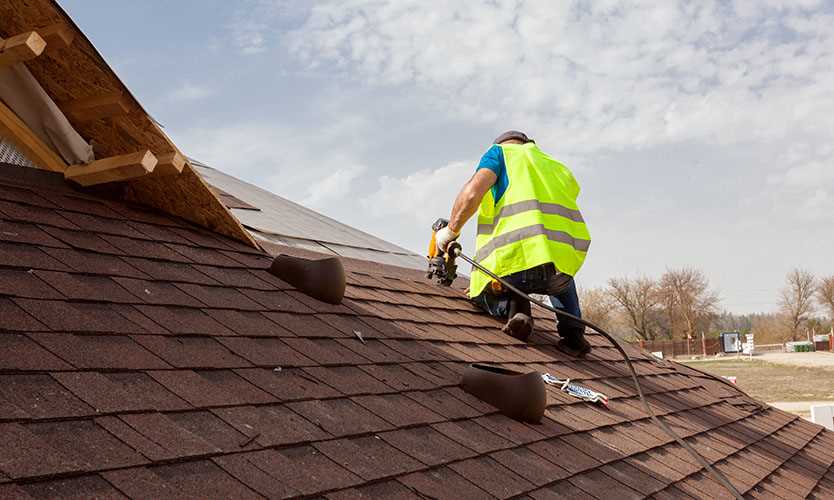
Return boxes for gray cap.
[494,130,535,144]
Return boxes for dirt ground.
[681,358,834,403]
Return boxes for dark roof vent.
[269,254,345,305]
[461,363,546,423]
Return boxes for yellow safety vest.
[469,143,590,298]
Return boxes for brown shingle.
[27,419,147,471]
[0,423,84,478]
[0,241,69,271]
[41,226,122,254]
[353,393,444,426]
[53,371,190,413]
[103,461,262,500]
[449,456,534,498]
[192,264,275,289]
[13,299,148,333]
[34,271,137,302]
[304,366,394,395]
[283,337,371,365]
[315,435,423,481]
[114,277,205,306]
[0,374,91,420]
[433,419,514,454]
[43,247,147,278]
[29,333,170,370]
[166,243,240,266]
[263,311,346,337]
[212,404,329,447]
[0,298,45,331]
[218,337,313,367]
[404,389,482,420]
[122,257,217,284]
[380,425,476,466]
[21,475,127,499]
[205,309,288,336]
[398,467,490,499]
[235,367,340,401]
[119,412,219,458]
[176,283,263,310]
[0,220,67,247]
[148,370,275,407]
[288,398,393,437]
[360,363,436,391]
[0,334,72,371]
[0,269,63,299]
[102,235,190,262]
[218,446,362,496]
[132,335,250,369]
[134,305,233,335]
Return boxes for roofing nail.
[354,330,366,344]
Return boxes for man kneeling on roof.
[435,130,592,355]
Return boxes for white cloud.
[168,82,215,102]
[171,118,371,212]
[362,161,471,222]
[280,0,834,154]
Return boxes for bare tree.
[751,313,791,344]
[657,268,720,342]
[578,286,617,332]
[779,269,816,341]
[818,275,834,323]
[607,276,659,341]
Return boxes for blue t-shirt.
[476,144,509,204]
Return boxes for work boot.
[503,313,533,341]
[557,334,592,357]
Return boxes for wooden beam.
[38,23,74,50]
[65,150,157,187]
[61,92,130,122]
[0,98,67,172]
[0,31,46,68]
[152,151,185,176]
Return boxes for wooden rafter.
[0,98,67,172]
[64,150,157,186]
[61,92,130,122]
[0,31,46,67]
[38,22,74,50]
[153,151,185,176]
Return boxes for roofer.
[435,130,592,355]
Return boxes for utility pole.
[701,331,707,357]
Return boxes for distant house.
[0,1,833,498]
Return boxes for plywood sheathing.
[0,0,257,247]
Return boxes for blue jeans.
[472,263,584,338]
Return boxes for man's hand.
[435,226,460,253]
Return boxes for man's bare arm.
[449,169,497,233]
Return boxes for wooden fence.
[634,338,721,358]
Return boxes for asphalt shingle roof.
[0,162,833,499]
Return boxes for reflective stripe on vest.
[474,224,591,262]
[469,143,590,298]
[476,199,585,235]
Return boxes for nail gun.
[426,218,461,286]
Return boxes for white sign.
[742,334,754,356]
[811,405,834,431]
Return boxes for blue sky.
[61,0,834,314]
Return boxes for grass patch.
[680,359,834,402]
